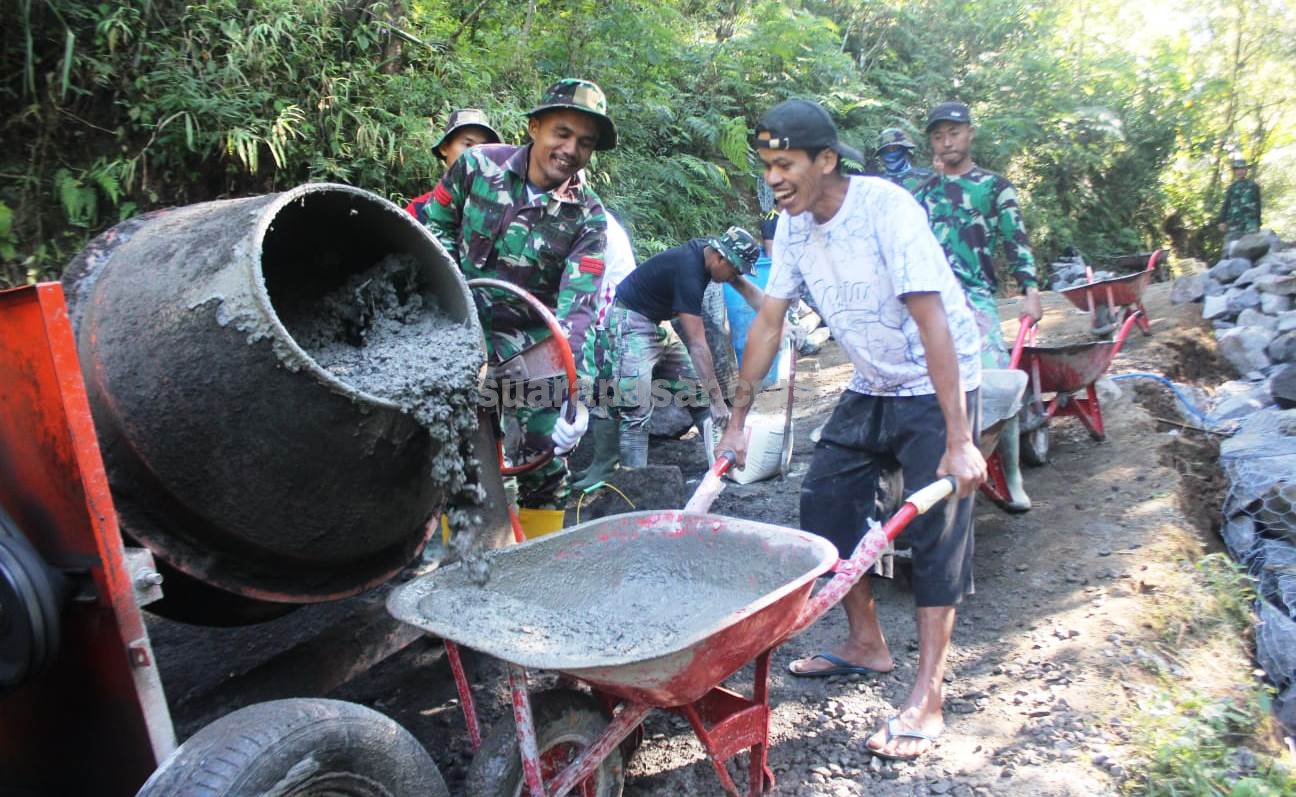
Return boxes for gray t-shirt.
[767,176,982,396]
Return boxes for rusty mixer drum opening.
[63,184,484,623]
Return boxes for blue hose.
[1110,372,1214,425]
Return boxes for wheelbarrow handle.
[1010,314,1038,370]
[1109,309,1143,359]
[783,476,957,640]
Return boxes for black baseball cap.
[926,101,972,132]
[754,99,865,166]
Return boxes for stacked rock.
[1172,230,1296,377]
[1170,228,1296,735]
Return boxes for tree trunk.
[381,0,404,75]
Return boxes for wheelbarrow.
[1059,250,1164,338]
[1010,310,1141,466]
[387,461,960,797]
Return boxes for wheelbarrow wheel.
[465,689,625,797]
[136,698,447,797]
[1021,424,1050,466]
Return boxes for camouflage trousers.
[505,404,568,510]
[585,326,615,421]
[605,304,708,433]
[966,289,1009,368]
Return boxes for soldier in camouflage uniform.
[917,101,1043,513]
[423,78,616,510]
[405,109,502,219]
[876,128,936,195]
[607,227,764,469]
[1218,157,1262,244]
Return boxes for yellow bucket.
[440,508,565,543]
[516,507,565,539]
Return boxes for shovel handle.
[712,450,736,477]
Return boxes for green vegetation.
[2,0,1294,287]
[1125,554,1295,796]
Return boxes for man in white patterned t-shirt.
[715,99,985,762]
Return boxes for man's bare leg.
[866,605,955,758]
[788,578,896,674]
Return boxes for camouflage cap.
[876,127,917,152]
[708,226,762,275]
[528,78,617,150]
[1231,157,1249,169]
[433,108,502,159]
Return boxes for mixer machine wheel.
[0,511,65,695]
[136,698,447,797]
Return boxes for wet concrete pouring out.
[278,253,490,575]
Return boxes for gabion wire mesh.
[1219,409,1296,721]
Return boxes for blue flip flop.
[787,652,887,678]
[866,716,941,761]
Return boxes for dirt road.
[326,281,1254,796]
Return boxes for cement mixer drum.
[62,184,485,622]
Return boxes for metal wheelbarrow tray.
[1059,250,1163,337]
[388,511,837,707]
[1018,310,1141,442]
[389,478,956,797]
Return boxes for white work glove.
[551,400,590,456]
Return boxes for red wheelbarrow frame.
[979,315,1035,507]
[1020,310,1140,441]
[980,311,1140,504]
[1059,250,1163,338]
[437,469,959,797]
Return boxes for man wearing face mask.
[876,128,935,196]
[423,78,615,514]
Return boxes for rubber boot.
[619,426,650,469]
[997,415,1032,513]
[571,417,621,491]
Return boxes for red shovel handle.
[711,450,736,478]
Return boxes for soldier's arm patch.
[433,183,453,206]
[579,256,604,276]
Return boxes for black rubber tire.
[464,690,624,797]
[1021,424,1050,466]
[136,698,447,797]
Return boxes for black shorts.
[800,389,979,607]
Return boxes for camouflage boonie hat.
[434,109,502,159]
[708,227,761,275]
[1231,157,1249,169]
[877,127,917,152]
[528,78,617,150]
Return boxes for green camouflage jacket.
[1220,178,1262,234]
[423,143,607,378]
[885,166,936,196]
[915,167,1038,297]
